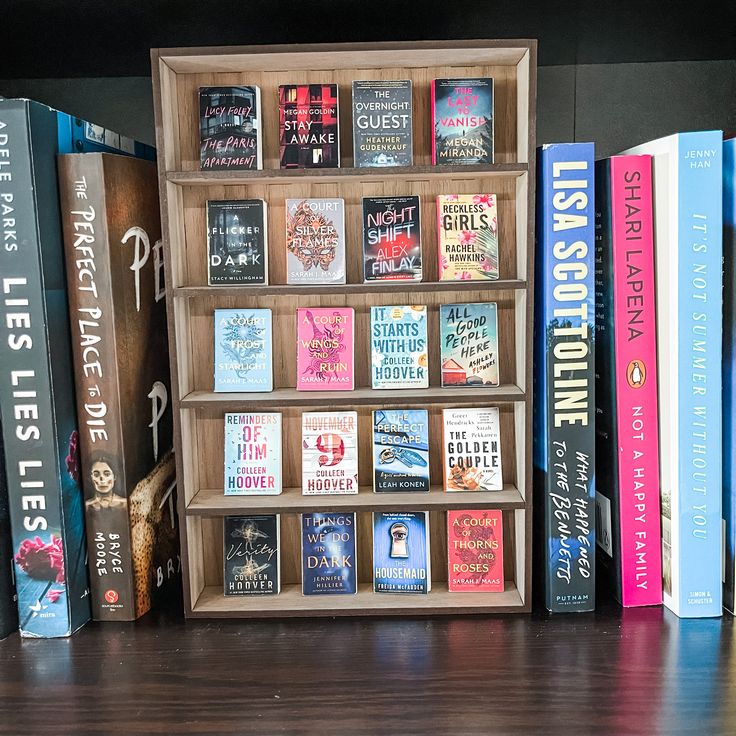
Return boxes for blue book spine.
[533,142,596,612]
[373,511,430,593]
[372,409,430,492]
[214,309,273,392]
[301,513,357,595]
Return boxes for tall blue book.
[622,131,723,618]
[370,305,428,389]
[533,142,596,613]
[372,409,430,492]
[372,511,431,593]
[301,513,357,595]
[214,309,273,392]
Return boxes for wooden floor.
[0,594,734,735]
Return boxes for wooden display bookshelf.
[151,40,537,618]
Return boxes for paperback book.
[302,412,359,495]
[370,305,428,389]
[214,309,273,392]
[224,413,281,496]
[301,512,357,595]
[0,429,18,639]
[372,409,430,492]
[296,307,354,391]
[447,510,504,592]
[223,515,280,595]
[440,303,499,387]
[373,511,431,593]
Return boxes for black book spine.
[0,426,18,639]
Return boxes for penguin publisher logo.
[626,360,646,388]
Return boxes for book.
[447,510,504,592]
[0,428,18,639]
[533,142,596,613]
[372,409,430,492]
[285,198,345,285]
[58,153,179,622]
[362,196,422,282]
[0,98,154,637]
[373,511,431,593]
[352,80,413,167]
[594,155,663,608]
[370,305,428,389]
[279,83,339,168]
[223,515,280,595]
[437,194,499,281]
[224,413,281,496]
[214,309,273,392]
[199,86,262,170]
[207,199,268,285]
[622,132,723,618]
[301,412,359,495]
[296,307,354,391]
[440,303,499,387]
[431,78,494,165]
[301,512,357,595]
[442,408,503,491]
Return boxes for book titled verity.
[370,305,428,389]
[373,409,430,493]
[296,307,354,391]
[302,412,359,495]
[224,413,281,496]
[223,515,280,595]
[373,511,431,593]
[447,510,504,592]
[199,86,262,170]
[431,78,494,165]
[279,84,339,168]
[207,199,268,285]
[443,408,503,491]
[214,309,273,392]
[301,513,357,595]
[440,303,499,387]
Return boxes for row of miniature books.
[214,303,499,392]
[199,78,494,170]
[225,408,503,495]
[207,194,500,286]
[223,509,504,596]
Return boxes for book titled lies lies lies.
[301,513,357,595]
[373,409,430,492]
[224,413,281,496]
[223,515,280,596]
[373,511,431,593]
[214,309,273,392]
[296,307,354,390]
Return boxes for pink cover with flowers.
[296,307,354,391]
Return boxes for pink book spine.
[296,308,354,391]
[430,80,437,165]
[611,155,663,607]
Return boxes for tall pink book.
[296,307,354,391]
[594,154,662,607]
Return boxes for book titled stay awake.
[301,513,357,595]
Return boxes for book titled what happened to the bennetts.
[223,515,280,595]
[373,409,430,493]
[370,305,428,389]
[447,510,504,592]
[200,86,262,170]
[224,413,281,496]
[214,308,273,392]
[373,511,431,593]
[302,412,359,495]
[296,307,354,390]
[301,512,357,595]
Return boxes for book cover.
[370,305,428,389]
[214,309,273,392]
[447,509,504,592]
[58,153,179,622]
[437,194,499,280]
[442,408,503,491]
[362,196,422,282]
[0,427,18,639]
[373,511,431,593]
[224,413,282,496]
[352,80,413,167]
[533,142,596,613]
[223,515,280,595]
[301,412,359,495]
[440,303,499,387]
[431,78,494,165]
[622,132,723,618]
[296,307,354,391]
[207,199,268,285]
[285,198,345,285]
[279,84,339,169]
[372,409,430,493]
[199,86,262,170]
[301,512,357,595]
[594,155,662,608]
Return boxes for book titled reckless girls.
[447,510,504,592]
[296,307,354,391]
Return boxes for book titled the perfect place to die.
[214,308,273,392]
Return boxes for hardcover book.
[301,412,359,495]
[0,428,18,639]
[362,196,422,282]
[223,515,280,595]
[373,511,431,593]
[442,408,503,492]
[285,198,346,285]
[199,86,262,170]
[224,413,281,496]
[207,199,268,285]
[437,194,499,280]
[594,155,663,608]
[59,153,179,622]
[279,83,339,168]
[370,305,428,389]
[352,80,413,167]
[214,309,273,392]
[372,409,430,493]
[301,512,357,595]
[296,307,354,391]
[431,78,494,165]
[440,303,499,387]
[534,142,596,613]
[447,510,504,592]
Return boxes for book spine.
[430,81,437,165]
[0,427,18,638]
